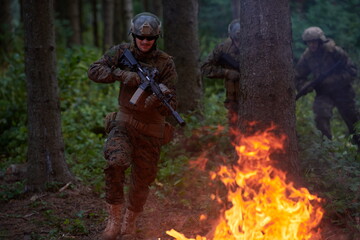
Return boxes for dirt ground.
[1,127,359,240]
[0,164,223,240]
[1,171,358,240]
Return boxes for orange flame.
[167,127,323,240]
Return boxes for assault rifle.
[218,53,239,71]
[119,48,186,126]
[296,60,342,100]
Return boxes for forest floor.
[1,127,359,240]
[1,166,358,240]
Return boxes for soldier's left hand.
[144,94,161,108]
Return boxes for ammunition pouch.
[104,112,118,134]
[115,112,165,139]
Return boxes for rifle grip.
[130,88,145,105]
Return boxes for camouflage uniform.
[201,19,241,127]
[295,30,359,146]
[88,42,177,212]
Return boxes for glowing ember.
[167,127,324,240]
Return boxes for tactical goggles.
[133,34,158,41]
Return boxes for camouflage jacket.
[88,43,178,125]
[201,37,240,79]
[295,39,357,94]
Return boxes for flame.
[167,126,324,240]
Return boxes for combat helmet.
[228,19,240,41]
[302,26,327,43]
[130,12,161,37]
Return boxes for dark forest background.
[0,0,359,238]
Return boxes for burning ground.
[0,125,358,240]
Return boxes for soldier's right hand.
[225,69,240,82]
[113,69,141,87]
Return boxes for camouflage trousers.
[313,87,360,146]
[103,124,162,212]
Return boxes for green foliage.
[0,181,24,202]
[291,0,360,61]
[296,94,360,228]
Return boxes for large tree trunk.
[23,0,74,192]
[238,0,299,178]
[162,0,202,114]
[102,0,114,51]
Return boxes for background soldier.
[295,26,359,149]
[88,12,177,240]
[201,19,241,129]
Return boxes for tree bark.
[238,0,299,178]
[0,0,13,65]
[231,0,240,19]
[162,0,202,114]
[122,0,133,42]
[113,0,122,44]
[68,0,82,45]
[23,0,74,192]
[102,0,114,51]
[91,0,99,47]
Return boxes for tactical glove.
[113,69,141,87]
[224,69,240,82]
[144,84,171,109]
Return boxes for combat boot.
[120,208,139,236]
[102,203,122,240]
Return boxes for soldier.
[295,26,359,149]
[201,19,241,129]
[88,12,177,240]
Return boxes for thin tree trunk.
[113,0,122,44]
[68,0,82,45]
[122,0,133,42]
[238,0,299,178]
[102,0,114,51]
[0,0,13,65]
[92,0,99,47]
[23,0,74,192]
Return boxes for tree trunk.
[0,0,13,65]
[162,0,202,114]
[143,0,162,18]
[102,0,114,51]
[122,0,133,42]
[23,0,74,192]
[68,0,82,45]
[231,0,240,19]
[238,0,299,178]
[113,0,122,44]
[91,0,99,47]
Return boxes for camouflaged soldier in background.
[201,19,241,129]
[295,26,359,149]
[88,12,178,240]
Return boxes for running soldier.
[295,26,359,149]
[88,12,178,240]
